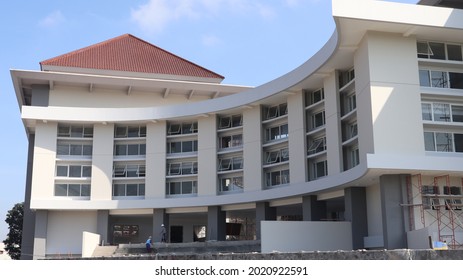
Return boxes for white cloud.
[39,10,65,28]
[131,0,278,34]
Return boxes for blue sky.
[0,0,417,240]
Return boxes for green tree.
[3,202,23,260]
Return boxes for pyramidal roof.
[40,34,224,81]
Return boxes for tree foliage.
[3,202,23,260]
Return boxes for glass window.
[113,184,125,196]
[421,103,432,121]
[452,105,463,122]
[429,42,446,60]
[424,132,435,151]
[314,161,327,179]
[115,144,127,156]
[58,126,70,137]
[126,184,138,196]
[266,151,280,164]
[232,157,243,169]
[232,115,242,127]
[169,142,181,153]
[417,41,431,57]
[182,141,193,153]
[70,145,82,156]
[140,144,146,155]
[127,144,139,155]
[312,111,325,129]
[433,103,451,122]
[449,72,463,89]
[70,126,83,138]
[169,163,181,175]
[82,166,91,177]
[455,134,463,153]
[115,127,127,138]
[69,165,81,177]
[419,70,430,87]
[219,117,231,129]
[56,165,68,176]
[68,184,81,196]
[169,182,181,195]
[139,184,145,196]
[182,162,193,175]
[232,134,242,147]
[182,181,193,194]
[431,71,448,88]
[57,144,69,155]
[127,126,139,137]
[436,132,453,152]
[83,145,92,156]
[219,158,231,171]
[81,184,91,196]
[447,44,463,61]
[55,184,68,196]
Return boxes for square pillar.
[207,206,226,241]
[255,202,276,240]
[380,174,408,249]
[153,209,169,243]
[302,195,327,221]
[97,210,109,245]
[33,210,48,260]
[344,187,368,250]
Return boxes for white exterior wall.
[91,123,114,200]
[243,106,263,191]
[288,92,307,183]
[145,121,166,198]
[31,122,57,198]
[261,221,352,253]
[49,86,211,108]
[357,32,423,157]
[198,116,217,196]
[46,211,97,255]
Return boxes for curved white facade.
[12,0,463,258]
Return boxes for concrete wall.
[243,106,262,191]
[49,86,212,108]
[146,121,166,198]
[91,123,114,200]
[82,232,100,258]
[31,122,57,198]
[46,211,97,256]
[261,221,352,253]
[407,227,431,250]
[359,32,423,156]
[198,116,217,195]
[287,92,306,184]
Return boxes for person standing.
[145,236,153,253]
[160,224,167,243]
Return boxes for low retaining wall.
[57,249,463,260]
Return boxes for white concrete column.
[198,116,217,196]
[324,72,343,175]
[355,32,423,157]
[146,121,166,198]
[91,123,114,200]
[287,92,307,183]
[243,106,263,191]
[31,121,57,198]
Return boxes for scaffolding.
[405,174,463,249]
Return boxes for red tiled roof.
[40,34,224,80]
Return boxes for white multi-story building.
[11,0,463,258]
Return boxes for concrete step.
[92,245,118,257]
